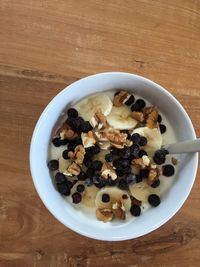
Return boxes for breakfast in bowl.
[48,90,178,223]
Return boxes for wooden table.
[0,1,200,266]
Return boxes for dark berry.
[120,147,131,159]
[130,205,141,216]
[159,124,167,134]
[125,95,135,106]
[155,149,168,159]
[86,167,95,178]
[111,147,119,155]
[136,174,143,183]
[122,194,128,199]
[59,139,69,146]
[131,102,141,112]
[116,169,124,177]
[139,169,149,178]
[126,174,136,184]
[92,174,101,184]
[91,144,100,154]
[95,180,106,189]
[114,91,120,96]
[77,184,85,193]
[92,160,103,171]
[148,194,160,207]
[68,141,77,151]
[139,136,147,146]
[52,137,61,147]
[84,178,93,186]
[119,159,130,168]
[138,150,147,158]
[55,172,66,184]
[72,192,82,204]
[102,193,110,203]
[105,153,113,162]
[85,149,93,159]
[83,158,92,168]
[118,179,128,190]
[158,114,162,123]
[77,171,87,181]
[121,129,131,139]
[82,121,93,133]
[57,183,70,196]
[66,180,73,189]
[136,99,146,109]
[151,179,160,188]
[130,144,140,157]
[62,150,70,159]
[130,133,141,144]
[67,108,78,118]
[106,178,117,186]
[113,159,120,168]
[162,164,175,177]
[153,156,166,165]
[123,167,132,175]
[48,160,59,171]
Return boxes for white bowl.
[30,72,198,241]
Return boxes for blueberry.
[139,136,147,146]
[130,205,141,216]
[105,153,113,162]
[151,179,160,188]
[136,174,143,183]
[77,171,87,181]
[86,167,95,178]
[162,164,175,177]
[92,160,103,171]
[158,114,162,123]
[139,169,149,178]
[72,192,82,204]
[95,180,106,189]
[102,193,110,203]
[121,129,131,139]
[122,194,128,199]
[83,158,92,167]
[148,194,160,207]
[62,150,70,159]
[116,169,124,177]
[136,99,146,109]
[66,180,73,189]
[76,184,85,193]
[55,172,66,184]
[125,94,135,106]
[153,156,166,165]
[92,174,101,184]
[111,147,119,155]
[85,149,94,159]
[131,102,141,112]
[159,124,167,134]
[84,178,93,186]
[48,160,59,171]
[130,144,140,157]
[118,179,128,190]
[67,108,78,118]
[90,144,100,154]
[52,137,61,147]
[113,159,120,168]
[119,159,130,168]
[130,133,141,144]
[138,150,147,158]
[120,147,131,159]
[57,183,70,196]
[59,139,69,146]
[106,178,117,186]
[154,149,169,159]
[126,174,136,184]
[81,121,93,133]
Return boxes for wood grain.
[0,0,200,266]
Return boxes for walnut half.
[112,200,126,220]
[147,166,160,185]
[56,123,78,140]
[96,208,113,222]
[113,90,129,107]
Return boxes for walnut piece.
[56,123,78,140]
[66,162,81,176]
[147,167,160,185]
[113,90,129,107]
[81,131,96,148]
[112,200,126,220]
[131,111,145,122]
[96,208,113,222]
[101,163,117,180]
[68,145,85,166]
[106,129,128,149]
[132,155,150,169]
[146,107,158,129]
[171,157,178,165]
[95,109,108,128]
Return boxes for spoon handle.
[163,138,200,154]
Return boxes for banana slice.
[132,127,162,156]
[107,105,138,130]
[58,157,71,173]
[74,94,113,121]
[95,187,131,211]
[129,181,160,202]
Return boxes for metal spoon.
[163,138,200,154]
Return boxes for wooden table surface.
[0,0,200,266]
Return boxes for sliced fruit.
[95,187,131,211]
[129,180,160,202]
[82,185,99,208]
[74,94,113,121]
[107,105,138,130]
[132,127,162,156]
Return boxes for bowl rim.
[30,72,198,241]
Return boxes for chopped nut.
[147,167,160,186]
[81,131,96,148]
[171,157,178,165]
[143,106,155,116]
[94,109,108,128]
[56,123,78,140]
[112,200,126,220]
[99,141,111,150]
[130,196,142,206]
[106,129,128,149]
[101,163,117,180]
[146,107,158,128]
[113,90,129,107]
[68,145,85,166]
[66,162,81,176]
[131,111,145,122]
[94,130,108,142]
[132,155,150,169]
[96,208,113,222]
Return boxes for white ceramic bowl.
[30,72,198,241]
